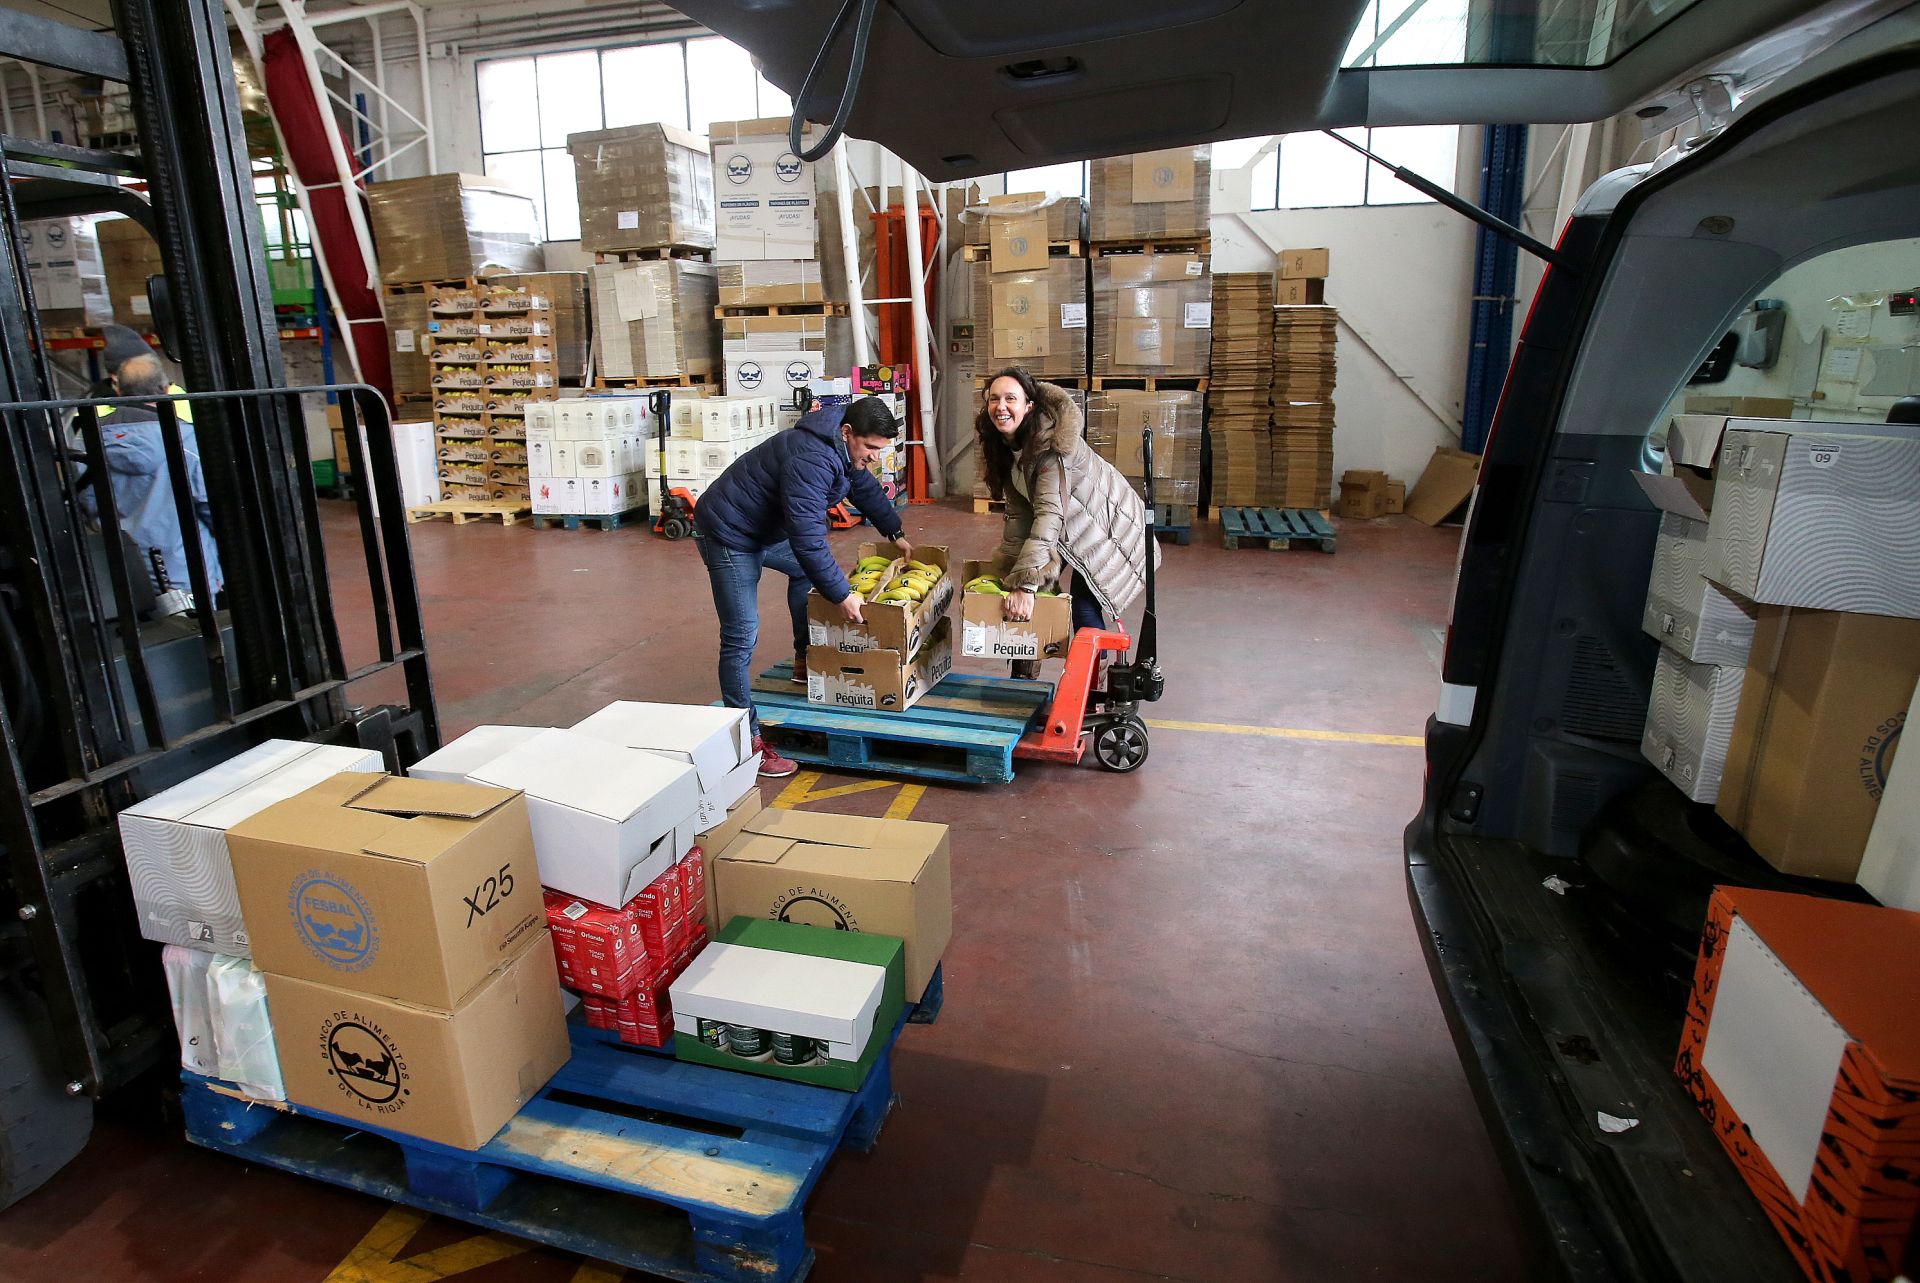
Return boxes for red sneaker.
[792,652,808,684]
[755,735,798,778]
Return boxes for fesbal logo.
[735,361,764,389]
[290,870,379,972]
[774,153,803,184]
[784,361,814,387]
[724,153,753,186]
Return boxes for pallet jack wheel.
[1093,716,1150,773]
[660,515,692,541]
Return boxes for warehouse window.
[1001,161,1088,202]
[477,36,788,240]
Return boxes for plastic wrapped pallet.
[959,192,1085,261]
[570,124,715,254]
[387,291,434,398]
[95,217,168,328]
[1091,251,1211,376]
[1208,272,1275,507]
[490,271,590,384]
[718,261,825,307]
[1085,390,1203,507]
[1089,147,1212,243]
[366,175,543,285]
[592,259,718,379]
[968,258,1089,380]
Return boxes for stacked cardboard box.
[20,218,111,329]
[970,259,1089,380]
[1270,304,1338,509]
[1088,147,1212,244]
[427,280,573,505]
[366,175,543,285]
[96,217,169,329]
[525,396,652,518]
[639,391,783,506]
[960,192,1085,253]
[1085,390,1204,507]
[1207,273,1275,507]
[592,259,719,381]
[568,125,715,256]
[1091,251,1211,377]
[806,542,955,713]
[721,312,853,396]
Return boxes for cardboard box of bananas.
[805,542,955,659]
[957,559,1076,660]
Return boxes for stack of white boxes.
[527,396,653,518]
[645,393,781,500]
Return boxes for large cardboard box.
[670,917,905,1091]
[958,559,1073,660]
[1090,253,1210,377]
[806,542,952,658]
[407,724,552,784]
[717,261,824,307]
[1860,678,1920,911]
[592,259,718,380]
[1676,888,1920,1283]
[20,218,110,328]
[1704,420,1920,618]
[569,124,715,254]
[571,702,759,831]
[709,118,819,261]
[1641,645,1743,804]
[969,258,1089,380]
[266,938,569,1150]
[1336,469,1389,519]
[807,619,954,715]
[712,807,950,1001]
[1405,447,1480,526]
[1717,608,1920,880]
[725,348,824,396]
[95,217,168,328]
[693,789,764,925]
[1088,147,1211,242]
[1633,467,1759,668]
[365,175,542,285]
[468,728,701,908]
[228,774,544,1009]
[117,740,384,955]
[1276,248,1331,280]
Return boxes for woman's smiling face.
[987,377,1031,438]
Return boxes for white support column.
[833,140,870,367]
[900,165,943,497]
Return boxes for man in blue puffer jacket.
[695,396,911,777]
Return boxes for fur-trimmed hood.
[1015,380,1086,467]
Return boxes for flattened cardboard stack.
[1270,305,1338,510]
[1090,251,1211,377]
[568,125,715,256]
[1207,273,1275,507]
[591,260,719,381]
[427,280,572,505]
[1088,147,1212,244]
[1086,390,1203,507]
[366,175,544,285]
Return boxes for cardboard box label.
[1183,302,1212,330]
[617,211,639,230]
[1060,303,1086,329]
[989,212,1050,272]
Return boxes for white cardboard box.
[699,440,752,475]
[1705,421,1920,618]
[408,724,553,784]
[1641,644,1743,804]
[669,942,882,1060]
[667,440,702,479]
[117,740,384,954]
[1858,677,1920,910]
[726,349,825,397]
[468,728,701,908]
[393,422,442,508]
[531,477,580,515]
[570,702,758,830]
[575,441,619,479]
[1644,510,1758,666]
[578,474,640,515]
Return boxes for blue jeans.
[1070,572,1105,633]
[700,537,811,732]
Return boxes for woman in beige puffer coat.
[975,366,1160,674]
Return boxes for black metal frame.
[0,0,441,1099]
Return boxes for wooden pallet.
[1152,502,1194,547]
[1220,505,1335,552]
[532,506,650,532]
[714,302,850,319]
[1090,237,1212,257]
[405,499,531,527]
[960,239,1085,263]
[593,373,714,389]
[971,496,1006,515]
[747,666,1051,785]
[182,980,941,1283]
[1090,375,1209,392]
[594,246,714,263]
[381,276,484,298]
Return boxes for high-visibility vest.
[98,384,194,425]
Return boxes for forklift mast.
[0,0,438,1125]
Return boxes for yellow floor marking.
[770,770,900,808]
[325,1206,528,1282]
[568,1264,626,1282]
[1146,718,1424,748]
[884,783,927,820]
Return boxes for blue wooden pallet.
[748,665,1051,785]
[1151,502,1193,546]
[532,505,649,532]
[181,966,942,1283]
[1219,506,1335,552]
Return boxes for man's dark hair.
[841,396,900,440]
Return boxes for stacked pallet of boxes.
[365,175,544,504]
[95,218,169,329]
[1087,148,1212,531]
[525,395,653,521]
[1206,273,1275,508]
[1270,249,1338,511]
[1629,403,1920,1282]
[962,193,1089,511]
[641,392,782,508]
[709,119,852,400]
[569,124,719,390]
[19,218,111,329]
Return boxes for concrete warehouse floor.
[0,500,1532,1283]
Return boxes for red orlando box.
[543,887,664,999]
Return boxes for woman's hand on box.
[1005,590,1035,622]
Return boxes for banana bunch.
[963,573,1059,598]
[874,560,944,606]
[847,554,893,597]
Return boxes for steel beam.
[0,9,127,81]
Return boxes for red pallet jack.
[1012,426,1165,772]
[649,389,698,541]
